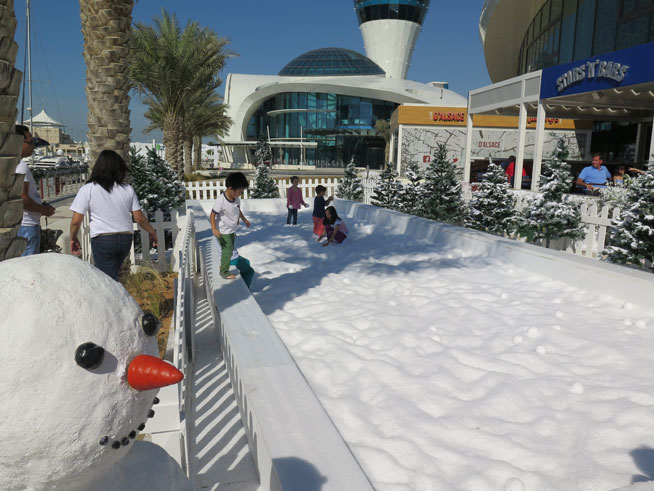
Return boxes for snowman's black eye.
[141,312,160,336]
[75,342,105,370]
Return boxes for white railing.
[514,193,619,258]
[185,176,340,202]
[171,209,197,476]
[80,209,182,272]
[39,172,88,200]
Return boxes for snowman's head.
[0,254,182,490]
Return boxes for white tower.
[354,1,431,80]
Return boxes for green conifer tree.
[518,137,585,247]
[605,161,654,271]
[397,159,423,215]
[371,163,401,209]
[336,159,364,201]
[254,133,272,165]
[466,160,517,236]
[421,143,467,224]
[130,147,185,216]
[249,163,279,198]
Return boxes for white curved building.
[222,46,465,167]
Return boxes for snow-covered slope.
[202,199,654,491]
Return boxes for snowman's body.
[0,255,191,491]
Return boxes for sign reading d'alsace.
[431,111,465,123]
[540,42,654,99]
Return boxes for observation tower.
[354,0,431,80]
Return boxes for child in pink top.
[286,176,308,225]
[317,206,348,246]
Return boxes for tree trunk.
[163,114,184,174]
[193,135,202,171]
[0,0,27,260]
[80,0,133,166]
[183,137,192,176]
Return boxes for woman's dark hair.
[225,171,249,190]
[323,205,340,225]
[508,155,516,164]
[88,150,128,192]
[290,175,299,183]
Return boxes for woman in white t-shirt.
[69,150,157,281]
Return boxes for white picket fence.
[513,193,620,258]
[79,210,182,272]
[170,209,196,475]
[185,176,340,202]
[184,175,628,262]
[39,173,88,201]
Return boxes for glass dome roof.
[279,48,385,77]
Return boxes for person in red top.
[505,156,526,187]
[286,176,308,225]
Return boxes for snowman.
[0,254,193,490]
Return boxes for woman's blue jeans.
[91,234,133,281]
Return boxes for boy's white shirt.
[211,193,241,234]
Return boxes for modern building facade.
[467,1,654,190]
[354,0,431,79]
[220,0,466,169]
[481,0,654,83]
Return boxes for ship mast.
[26,0,33,134]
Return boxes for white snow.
[226,206,654,491]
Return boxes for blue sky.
[14,1,490,142]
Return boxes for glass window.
[616,13,650,49]
[593,0,619,55]
[623,0,653,15]
[560,0,577,63]
[370,4,380,20]
[551,0,564,20]
[535,10,542,32]
[574,0,595,60]
[398,4,408,20]
[307,92,316,110]
[650,10,654,40]
[389,2,399,19]
[541,2,551,28]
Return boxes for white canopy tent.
[464,42,654,191]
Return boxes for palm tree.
[79,0,134,165]
[0,0,26,260]
[375,119,392,164]
[130,9,232,174]
[184,93,232,173]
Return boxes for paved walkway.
[188,276,260,490]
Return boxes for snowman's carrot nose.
[127,355,183,391]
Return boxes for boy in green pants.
[209,172,251,280]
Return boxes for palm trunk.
[193,135,202,171]
[0,0,27,260]
[163,114,184,174]
[183,136,192,176]
[80,0,133,165]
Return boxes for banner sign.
[540,42,654,99]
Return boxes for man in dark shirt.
[312,185,333,236]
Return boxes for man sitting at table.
[575,153,612,193]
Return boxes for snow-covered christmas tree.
[605,161,654,272]
[421,143,467,224]
[254,133,272,165]
[397,159,424,215]
[249,163,279,198]
[466,159,517,236]
[518,137,584,247]
[371,163,401,209]
[130,147,185,217]
[336,159,364,201]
